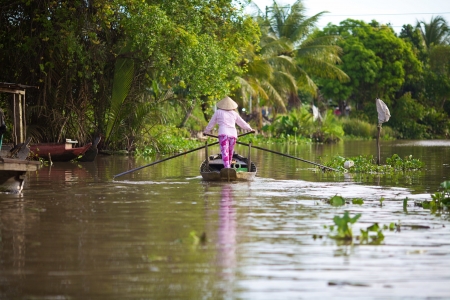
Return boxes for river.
[1,140,449,299]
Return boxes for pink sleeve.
[204,111,218,133]
[235,113,252,131]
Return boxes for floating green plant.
[352,198,364,205]
[359,223,384,245]
[416,181,450,212]
[326,211,361,241]
[325,196,363,206]
[189,231,207,246]
[320,154,424,174]
[324,211,393,245]
[403,197,409,212]
[328,195,346,206]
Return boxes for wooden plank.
[0,158,41,171]
[0,88,25,95]
[0,164,40,171]
[220,168,237,180]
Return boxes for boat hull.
[30,142,92,162]
[200,153,256,182]
[78,137,101,162]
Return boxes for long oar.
[204,133,339,172]
[113,142,219,179]
[114,131,254,179]
[236,141,339,172]
[203,130,255,139]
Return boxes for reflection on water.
[216,184,236,298]
[0,140,450,299]
[217,184,236,268]
[392,140,450,147]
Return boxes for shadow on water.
[0,140,450,298]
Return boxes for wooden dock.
[0,82,41,193]
[0,157,41,171]
[0,157,40,193]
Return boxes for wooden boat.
[78,136,101,162]
[200,152,257,181]
[29,139,92,162]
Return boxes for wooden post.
[22,91,26,142]
[12,92,25,144]
[248,142,252,172]
[377,124,381,165]
[12,94,17,144]
[205,141,209,171]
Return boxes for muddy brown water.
[1,140,450,299]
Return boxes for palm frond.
[261,80,287,113]
[246,59,273,81]
[267,55,296,73]
[416,15,450,48]
[105,57,134,144]
[260,36,293,57]
[295,66,318,96]
[271,70,298,93]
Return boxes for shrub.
[263,106,315,138]
[341,118,373,138]
[389,93,429,139]
[313,110,345,143]
[136,125,202,156]
[422,108,450,137]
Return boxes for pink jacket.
[204,109,252,138]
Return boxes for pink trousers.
[218,135,237,168]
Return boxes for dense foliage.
[0,0,259,149]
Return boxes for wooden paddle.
[236,141,339,172]
[204,132,339,172]
[113,141,219,179]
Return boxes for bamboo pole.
[377,124,381,165]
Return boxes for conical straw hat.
[216,96,238,110]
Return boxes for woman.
[204,96,254,168]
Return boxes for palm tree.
[268,1,348,105]
[416,16,450,110]
[416,16,450,49]
[232,14,297,130]
[239,0,347,115]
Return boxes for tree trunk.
[178,98,196,128]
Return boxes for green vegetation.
[0,0,449,152]
[262,106,345,143]
[327,195,346,206]
[359,223,385,245]
[321,154,424,173]
[326,211,361,240]
[318,180,450,247]
[417,181,450,211]
[352,198,364,205]
[324,211,392,245]
[0,0,259,150]
[319,181,450,246]
[135,125,203,157]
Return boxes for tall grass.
[340,118,396,140]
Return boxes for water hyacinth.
[320,154,424,174]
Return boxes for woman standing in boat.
[204,96,254,169]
